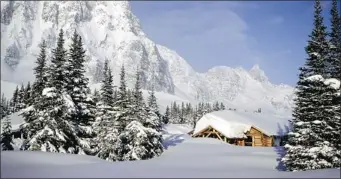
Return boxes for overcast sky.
[130,1,333,85]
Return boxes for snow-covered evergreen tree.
[9,86,19,113]
[32,40,48,100]
[21,87,82,153]
[21,29,87,154]
[17,84,25,110]
[327,0,341,78]
[1,115,14,151]
[66,31,96,154]
[48,29,68,91]
[282,1,339,171]
[100,59,115,106]
[220,102,226,110]
[1,93,10,118]
[163,105,170,124]
[117,121,163,161]
[92,101,120,161]
[23,82,32,108]
[213,101,220,111]
[146,87,162,132]
[132,70,148,124]
[114,65,132,132]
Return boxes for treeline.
[163,101,226,127]
[0,29,163,162]
[0,82,33,118]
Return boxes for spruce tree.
[100,59,114,106]
[282,1,339,171]
[92,101,119,161]
[179,102,186,124]
[118,121,163,161]
[1,93,9,118]
[213,101,220,111]
[146,87,162,132]
[48,29,68,91]
[132,70,148,124]
[21,29,84,154]
[327,0,341,78]
[163,105,170,124]
[32,40,48,99]
[220,102,226,110]
[17,84,25,110]
[23,82,32,108]
[114,64,132,132]
[1,115,14,151]
[66,31,96,154]
[10,86,19,113]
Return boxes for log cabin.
[191,110,290,147]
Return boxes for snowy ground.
[1,124,339,178]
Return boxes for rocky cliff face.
[1,1,294,114]
[1,1,174,93]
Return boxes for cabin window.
[245,136,253,146]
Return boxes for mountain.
[1,1,294,114]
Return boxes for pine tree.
[23,82,32,108]
[21,87,82,153]
[100,59,115,106]
[132,70,148,124]
[32,40,48,99]
[146,87,162,132]
[179,102,186,124]
[282,1,338,171]
[10,86,19,113]
[15,84,26,111]
[92,101,120,161]
[213,101,220,111]
[220,102,226,110]
[1,115,14,151]
[327,0,341,78]
[163,106,170,124]
[66,31,96,154]
[114,64,132,132]
[21,29,85,154]
[48,29,68,91]
[1,93,9,119]
[118,121,163,161]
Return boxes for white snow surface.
[324,78,340,90]
[1,1,295,114]
[193,110,291,138]
[1,124,339,178]
[306,75,341,90]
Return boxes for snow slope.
[1,124,339,178]
[193,110,291,138]
[1,1,294,114]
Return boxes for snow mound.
[306,75,340,90]
[1,144,340,178]
[193,110,291,138]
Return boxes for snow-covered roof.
[193,110,291,138]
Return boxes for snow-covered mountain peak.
[1,1,294,114]
[249,64,269,82]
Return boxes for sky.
[130,1,334,86]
